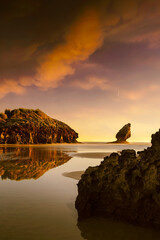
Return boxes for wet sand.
[63,171,84,180]
[73,152,111,159]
[63,152,111,180]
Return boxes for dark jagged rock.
[76,129,160,228]
[0,108,78,144]
[114,123,131,143]
[0,147,71,180]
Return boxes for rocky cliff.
[0,108,78,144]
[76,129,160,228]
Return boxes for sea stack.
[75,129,160,228]
[0,108,78,144]
[114,123,131,143]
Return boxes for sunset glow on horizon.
[1,0,160,142]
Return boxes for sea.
[0,142,160,240]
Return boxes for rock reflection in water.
[0,146,71,180]
[78,218,160,240]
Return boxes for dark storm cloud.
[0,0,84,77]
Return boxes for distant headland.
[0,108,78,144]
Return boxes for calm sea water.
[0,143,160,240]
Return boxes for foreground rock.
[0,108,78,144]
[76,129,160,228]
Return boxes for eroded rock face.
[76,129,160,228]
[115,123,131,143]
[0,108,78,144]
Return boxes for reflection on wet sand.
[78,218,160,240]
[0,146,71,181]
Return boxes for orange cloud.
[0,9,104,97]
[35,9,104,89]
[120,84,159,101]
[126,29,160,48]
[72,76,112,90]
[0,79,25,99]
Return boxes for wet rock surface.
[0,108,78,144]
[76,129,160,228]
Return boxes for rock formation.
[0,147,71,180]
[0,108,78,144]
[113,123,131,143]
[76,129,160,228]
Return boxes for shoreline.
[0,143,82,147]
[73,152,111,159]
[0,142,150,147]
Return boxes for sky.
[0,0,160,142]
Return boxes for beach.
[1,142,159,240]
